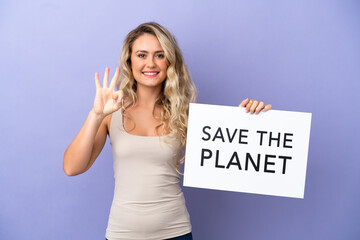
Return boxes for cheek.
[130,63,142,80]
[130,55,143,70]
[160,61,168,72]
[130,58,138,70]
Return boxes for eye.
[138,54,146,58]
[156,54,165,59]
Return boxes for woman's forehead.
[132,34,164,52]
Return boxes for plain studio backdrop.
[1,0,359,239]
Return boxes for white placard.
[183,103,312,198]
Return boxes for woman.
[63,22,271,240]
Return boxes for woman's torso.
[105,109,191,240]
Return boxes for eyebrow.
[135,50,164,53]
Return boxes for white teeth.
[143,72,158,76]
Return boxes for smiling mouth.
[143,72,159,76]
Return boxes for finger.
[238,98,249,108]
[112,90,124,112]
[245,99,253,112]
[103,67,110,88]
[262,104,272,112]
[112,90,124,102]
[255,101,265,114]
[109,67,120,89]
[119,89,124,100]
[249,100,259,114]
[112,90,119,101]
[95,72,101,89]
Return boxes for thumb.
[112,90,124,109]
[112,90,124,102]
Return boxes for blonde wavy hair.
[117,22,197,172]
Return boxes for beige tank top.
[105,110,191,240]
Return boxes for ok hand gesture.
[93,67,124,118]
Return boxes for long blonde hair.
[117,22,197,172]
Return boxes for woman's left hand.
[238,98,272,114]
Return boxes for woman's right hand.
[93,67,124,118]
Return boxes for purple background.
[1,0,359,239]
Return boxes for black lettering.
[239,129,248,144]
[264,154,276,173]
[257,130,267,146]
[213,127,225,142]
[202,126,211,141]
[226,128,238,143]
[283,133,293,148]
[269,132,281,147]
[245,153,260,171]
[200,148,212,166]
[278,155,292,174]
[215,150,225,168]
[226,152,242,170]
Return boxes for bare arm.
[63,67,123,176]
[63,111,108,176]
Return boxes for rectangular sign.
[183,103,312,198]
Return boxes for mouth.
[142,71,159,77]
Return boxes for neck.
[136,85,162,108]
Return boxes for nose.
[146,56,156,68]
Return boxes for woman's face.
[130,33,168,90]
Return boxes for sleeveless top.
[105,110,192,240]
